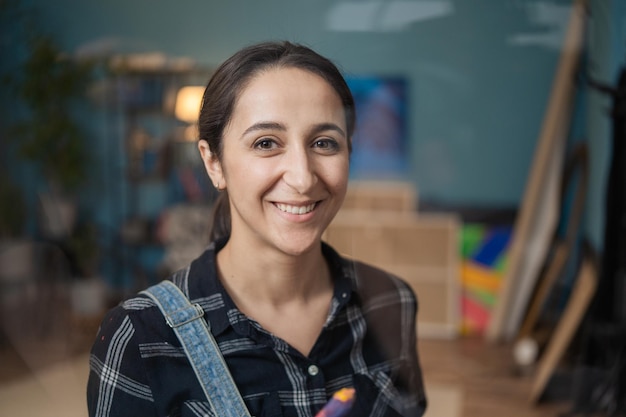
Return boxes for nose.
[282,146,317,194]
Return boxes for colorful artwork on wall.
[346,76,409,179]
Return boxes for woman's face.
[200,67,350,256]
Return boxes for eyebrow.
[241,121,346,138]
[310,123,346,138]
[242,122,286,137]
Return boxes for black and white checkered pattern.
[87,239,427,417]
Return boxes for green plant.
[11,35,95,191]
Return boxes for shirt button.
[341,292,348,299]
[307,365,319,376]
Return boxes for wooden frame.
[529,255,597,403]
[486,0,589,342]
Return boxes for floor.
[0,311,99,417]
[418,338,571,417]
[0,314,575,417]
[0,276,586,417]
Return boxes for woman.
[88,41,427,417]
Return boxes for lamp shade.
[174,86,204,123]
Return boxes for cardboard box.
[342,181,418,212]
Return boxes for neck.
[215,235,335,356]
[216,238,331,307]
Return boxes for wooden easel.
[487,0,589,342]
[517,143,589,343]
[529,253,597,403]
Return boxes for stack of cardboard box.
[325,181,460,339]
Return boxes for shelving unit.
[101,62,214,293]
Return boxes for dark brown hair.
[199,41,356,241]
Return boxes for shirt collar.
[185,238,359,337]
[321,240,358,300]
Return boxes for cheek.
[323,157,350,192]
[222,156,278,194]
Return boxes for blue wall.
[23,0,571,206]
[10,0,625,253]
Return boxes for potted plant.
[10,33,95,238]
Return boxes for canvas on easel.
[516,143,589,343]
[486,0,589,342]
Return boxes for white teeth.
[276,203,316,214]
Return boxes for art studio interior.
[0,0,625,416]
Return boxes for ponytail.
[209,191,231,242]
[209,190,230,242]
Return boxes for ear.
[198,140,225,190]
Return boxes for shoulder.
[337,256,420,371]
[95,269,192,345]
[94,292,164,346]
[348,258,418,313]
[324,241,412,293]
[323,241,418,312]
[100,261,223,342]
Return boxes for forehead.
[235,66,343,111]
[247,65,329,89]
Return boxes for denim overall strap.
[141,280,252,417]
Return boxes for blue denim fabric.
[142,281,252,417]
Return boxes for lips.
[275,202,317,215]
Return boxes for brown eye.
[254,138,276,150]
[313,138,339,152]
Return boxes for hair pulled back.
[199,41,356,242]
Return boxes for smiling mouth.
[275,202,318,215]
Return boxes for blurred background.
[0,0,624,416]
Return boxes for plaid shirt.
[87,239,427,417]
